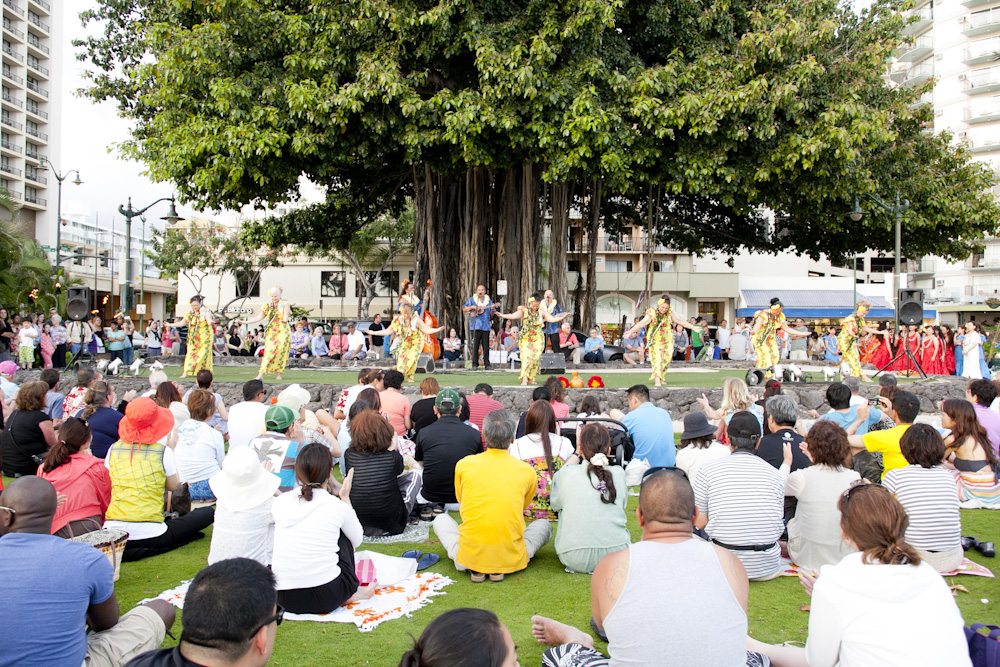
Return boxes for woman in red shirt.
[37,417,112,538]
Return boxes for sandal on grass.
[470,572,486,583]
[401,550,422,560]
[416,553,440,571]
[489,573,505,582]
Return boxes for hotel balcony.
[964,66,1000,94]
[903,6,933,36]
[899,61,934,88]
[967,135,1000,153]
[965,97,1000,123]
[964,37,1000,65]
[896,36,934,62]
[962,8,1000,37]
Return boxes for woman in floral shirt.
[508,401,578,521]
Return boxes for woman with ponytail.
[748,483,972,667]
[398,608,517,667]
[37,417,111,537]
[272,443,374,614]
[549,423,629,573]
[510,400,575,521]
[76,380,123,459]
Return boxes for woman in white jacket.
[271,443,375,614]
[748,484,972,667]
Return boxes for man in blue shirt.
[462,284,496,371]
[621,384,676,467]
[817,382,885,436]
[584,327,606,363]
[541,289,563,354]
[0,476,175,667]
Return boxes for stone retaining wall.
[12,370,971,419]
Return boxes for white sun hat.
[209,447,281,511]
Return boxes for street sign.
[135,304,147,315]
[497,280,508,296]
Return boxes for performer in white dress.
[961,321,984,380]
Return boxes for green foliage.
[0,212,74,312]
[78,0,1000,263]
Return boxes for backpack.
[967,625,1000,667]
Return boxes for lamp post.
[117,197,182,312]
[92,230,124,318]
[38,157,82,272]
[847,192,910,331]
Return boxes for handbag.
[967,624,1000,667]
[4,411,45,466]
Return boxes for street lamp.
[845,192,910,330]
[117,196,181,312]
[38,157,82,271]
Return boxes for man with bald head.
[0,476,176,667]
[531,469,770,667]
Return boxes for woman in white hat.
[207,447,281,567]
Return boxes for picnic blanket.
[363,521,431,545]
[147,551,454,632]
[779,557,995,578]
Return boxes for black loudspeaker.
[416,353,436,374]
[66,287,91,321]
[897,289,924,326]
[538,352,566,374]
[746,368,767,386]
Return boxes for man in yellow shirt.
[433,409,552,582]
[847,390,920,480]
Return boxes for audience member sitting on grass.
[276,384,340,455]
[511,400,577,521]
[379,369,412,436]
[583,327,606,364]
[621,384,676,468]
[847,390,920,481]
[1,380,57,477]
[516,385,550,438]
[816,382,886,436]
[550,424,629,574]
[941,398,1000,507]
[185,370,229,435]
[207,446,280,566]
[531,468,770,667]
[414,388,482,517]
[694,411,784,581]
[747,484,972,667]
[399,608,517,667]
[675,411,729,482]
[779,421,860,570]
[62,367,100,421]
[433,409,552,583]
[334,368,384,421]
[544,375,571,423]
[227,379,270,449]
[174,389,226,501]
[272,444,374,614]
[37,417,111,538]
[466,382,503,432]
[0,359,19,402]
[344,410,422,537]
[155,381,190,433]
[39,368,64,422]
[104,397,215,562]
[0,476,177,667]
[883,424,964,573]
[755,394,811,523]
[967,378,1000,458]
[125,558,279,667]
[250,404,306,493]
[410,378,441,435]
[77,381,126,459]
[697,377,764,434]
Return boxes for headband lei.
[770,303,782,311]
[657,298,666,306]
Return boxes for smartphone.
[869,398,881,407]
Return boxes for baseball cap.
[727,411,762,441]
[265,404,296,432]
[242,379,267,401]
[435,388,461,412]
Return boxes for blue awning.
[737,289,935,320]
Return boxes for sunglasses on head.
[182,604,284,649]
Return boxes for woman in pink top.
[37,417,112,538]
[544,376,570,428]
[328,323,349,359]
[379,370,412,436]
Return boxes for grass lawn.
[159,365,755,389]
[7,469,993,667]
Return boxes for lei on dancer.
[238,285,293,381]
[386,302,443,382]
[625,297,701,387]
[170,295,215,377]
[837,300,880,378]
[496,293,569,386]
[750,298,809,376]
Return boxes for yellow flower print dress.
[751,309,785,370]
[645,306,675,382]
[259,303,292,375]
[182,310,213,376]
[391,314,424,382]
[517,305,545,384]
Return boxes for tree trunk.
[548,181,570,310]
[645,184,655,313]
[583,179,601,328]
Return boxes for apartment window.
[567,260,581,272]
[605,260,633,273]
[355,271,401,298]
[652,260,674,272]
[869,258,895,273]
[234,270,260,298]
[320,271,346,297]
[26,120,35,133]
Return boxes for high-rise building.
[0,0,57,245]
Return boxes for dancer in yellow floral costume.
[496,292,569,386]
[751,298,810,375]
[625,297,702,387]
[239,285,293,381]
[171,295,214,377]
[387,303,443,382]
[838,300,879,378]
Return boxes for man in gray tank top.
[530,469,771,667]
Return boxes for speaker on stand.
[64,287,95,373]
[875,289,926,379]
[416,353,436,374]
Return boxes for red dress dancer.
[921,336,945,375]
[892,329,922,374]
[944,336,957,375]
[870,332,893,370]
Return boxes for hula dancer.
[837,300,879,378]
[170,295,215,377]
[625,297,701,387]
[750,298,809,375]
[496,293,569,386]
[238,285,293,381]
[386,302,443,382]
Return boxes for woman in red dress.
[892,325,922,375]
[940,325,957,375]
[869,323,894,371]
[920,327,946,375]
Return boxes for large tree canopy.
[78,0,1000,328]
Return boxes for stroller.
[558,417,635,468]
